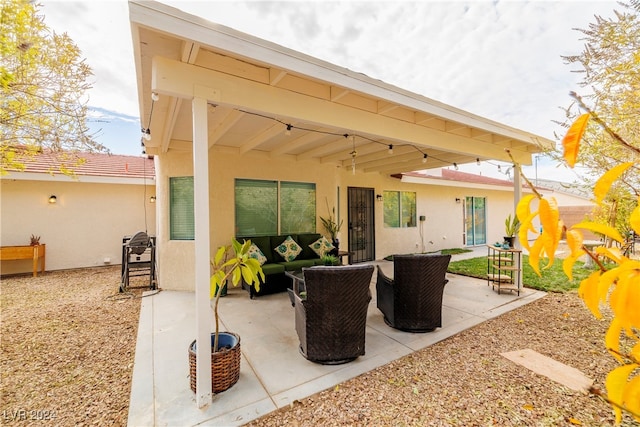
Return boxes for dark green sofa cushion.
[296,233,323,259]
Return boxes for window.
[169,176,194,240]
[383,190,416,228]
[235,179,316,237]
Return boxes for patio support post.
[513,163,523,290]
[193,96,212,407]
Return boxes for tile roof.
[401,169,517,188]
[5,149,155,180]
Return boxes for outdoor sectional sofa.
[239,233,327,298]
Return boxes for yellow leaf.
[571,221,624,244]
[522,404,534,411]
[630,202,640,236]
[568,418,582,425]
[605,318,623,363]
[609,267,640,330]
[542,220,564,270]
[562,251,585,282]
[632,343,640,361]
[519,211,539,252]
[517,195,539,233]
[593,162,634,205]
[566,229,584,257]
[606,364,639,424]
[214,246,226,266]
[594,245,626,265]
[622,375,640,421]
[598,268,619,306]
[578,271,602,318]
[562,114,590,167]
[528,236,546,276]
[539,198,559,237]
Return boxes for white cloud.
[37,0,620,171]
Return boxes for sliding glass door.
[465,197,486,246]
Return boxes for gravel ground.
[1,265,637,426]
[1,266,142,426]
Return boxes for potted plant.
[188,239,264,394]
[320,254,340,266]
[319,199,343,254]
[504,213,520,248]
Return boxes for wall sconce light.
[150,196,156,203]
[376,194,383,202]
[455,198,461,203]
[48,195,57,204]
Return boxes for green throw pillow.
[309,236,335,257]
[274,236,302,262]
[248,243,267,265]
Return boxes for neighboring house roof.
[2,150,155,185]
[533,178,592,199]
[397,169,530,192]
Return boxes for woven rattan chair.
[294,264,374,365]
[376,253,451,332]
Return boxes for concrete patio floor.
[127,248,546,426]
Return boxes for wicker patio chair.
[294,264,374,365]
[376,253,451,332]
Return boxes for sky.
[39,0,621,182]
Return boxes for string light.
[350,135,357,175]
[230,108,489,171]
[141,91,156,147]
[476,158,481,166]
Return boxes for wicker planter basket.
[189,332,241,394]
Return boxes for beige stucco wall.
[0,177,156,275]
[156,148,520,291]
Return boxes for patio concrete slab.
[128,253,546,426]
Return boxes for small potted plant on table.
[503,213,520,248]
[189,239,264,394]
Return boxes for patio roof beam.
[208,109,244,148]
[151,57,535,165]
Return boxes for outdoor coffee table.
[285,270,306,307]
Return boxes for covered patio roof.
[129,0,554,408]
[129,0,553,173]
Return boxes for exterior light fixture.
[151,92,159,102]
[376,194,383,202]
[453,163,459,170]
[285,124,292,136]
[142,128,151,141]
[48,195,57,204]
[388,144,393,154]
[476,158,481,166]
[150,196,156,203]
[422,154,428,163]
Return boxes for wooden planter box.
[0,244,46,277]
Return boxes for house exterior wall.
[0,178,156,275]
[155,149,519,291]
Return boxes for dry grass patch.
[1,266,142,426]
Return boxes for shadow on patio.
[128,252,545,426]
